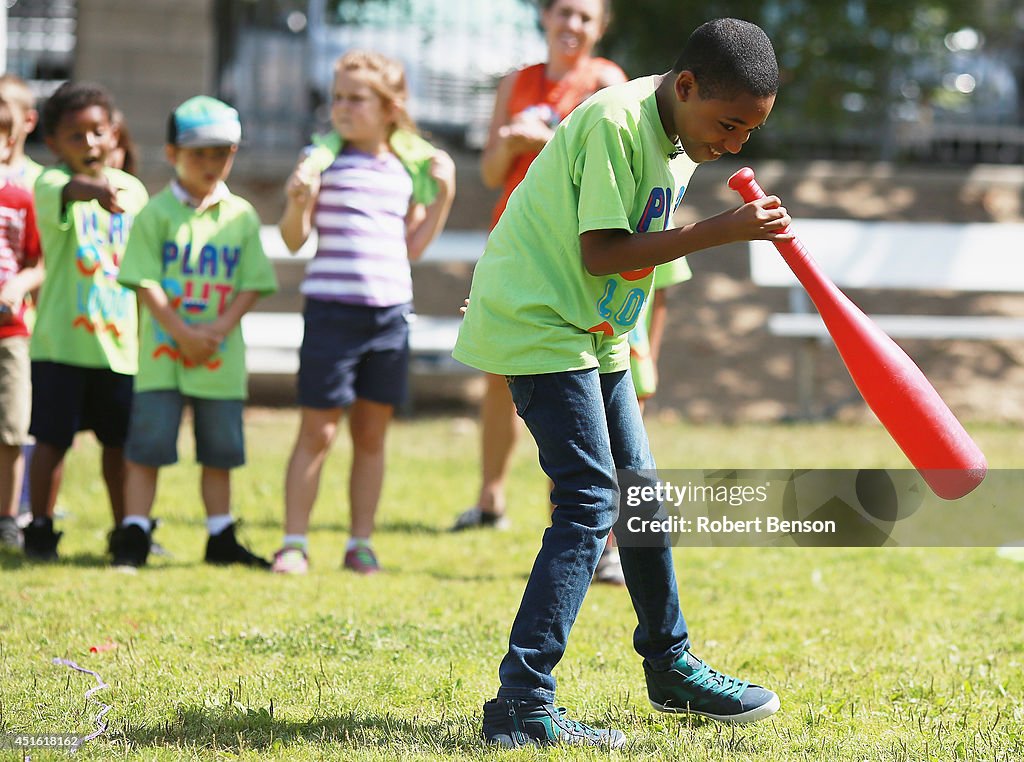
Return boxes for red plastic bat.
[729,167,986,500]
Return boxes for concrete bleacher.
[749,219,1024,419]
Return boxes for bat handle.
[727,166,765,203]
[728,167,809,268]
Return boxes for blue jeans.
[498,368,689,703]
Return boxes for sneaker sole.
[486,732,626,750]
[649,692,780,724]
[271,566,309,574]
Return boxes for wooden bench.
[749,219,1024,418]
[242,226,487,382]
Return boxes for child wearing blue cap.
[110,96,278,568]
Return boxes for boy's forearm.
[212,290,261,334]
[581,215,736,276]
[137,285,192,343]
[61,175,123,215]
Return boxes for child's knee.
[350,424,387,455]
[299,424,336,454]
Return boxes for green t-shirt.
[31,165,148,374]
[628,259,694,398]
[117,185,278,400]
[653,257,692,291]
[453,76,698,375]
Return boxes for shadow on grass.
[124,705,480,755]
[139,516,449,536]
[418,569,529,583]
[0,551,111,570]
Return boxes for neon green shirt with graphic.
[454,76,698,376]
[31,165,148,374]
[117,184,278,400]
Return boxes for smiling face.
[540,0,607,65]
[668,71,775,163]
[330,68,395,152]
[45,105,115,176]
[167,144,237,199]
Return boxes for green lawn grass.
[2,410,1022,760]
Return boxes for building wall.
[74,0,216,158]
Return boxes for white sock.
[122,516,153,533]
[206,514,234,536]
[283,534,308,551]
[346,537,372,552]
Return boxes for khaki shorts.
[0,336,31,445]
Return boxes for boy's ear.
[24,109,39,135]
[164,144,178,166]
[674,70,698,103]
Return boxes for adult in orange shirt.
[452,0,627,578]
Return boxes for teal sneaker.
[645,651,780,724]
[482,698,626,749]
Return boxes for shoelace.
[686,658,750,699]
[553,707,605,739]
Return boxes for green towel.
[301,129,440,206]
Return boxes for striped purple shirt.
[302,147,414,306]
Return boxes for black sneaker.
[645,650,780,724]
[204,522,270,568]
[0,515,23,549]
[109,524,153,568]
[23,517,61,560]
[482,698,626,749]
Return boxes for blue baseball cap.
[167,95,241,147]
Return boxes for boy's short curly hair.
[41,81,114,137]
[673,18,779,100]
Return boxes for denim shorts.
[30,361,133,449]
[297,298,411,409]
[124,390,245,469]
